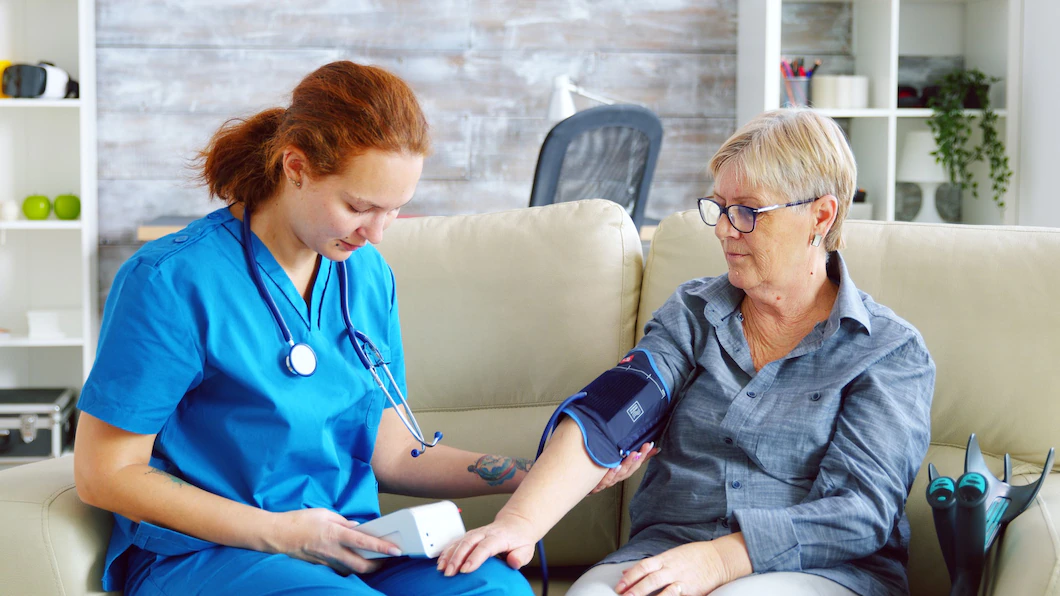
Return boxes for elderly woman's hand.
[590,441,659,494]
[436,513,538,576]
[614,541,730,596]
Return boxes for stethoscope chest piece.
[242,207,441,455]
[287,342,318,377]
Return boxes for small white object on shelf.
[898,131,949,224]
[26,309,82,340]
[811,75,869,110]
[0,201,17,221]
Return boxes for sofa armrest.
[0,455,117,595]
[988,473,1060,595]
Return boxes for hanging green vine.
[926,68,1012,209]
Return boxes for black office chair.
[529,104,663,230]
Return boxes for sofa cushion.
[376,199,644,566]
[0,455,117,595]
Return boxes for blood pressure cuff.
[559,349,671,468]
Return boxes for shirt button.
[720,518,730,528]
[724,437,733,445]
[746,391,757,398]
[731,480,742,489]
[811,392,821,401]
[173,235,188,243]
[208,212,221,220]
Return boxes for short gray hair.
[708,109,856,251]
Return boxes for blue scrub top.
[78,207,404,591]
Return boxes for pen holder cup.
[782,77,811,108]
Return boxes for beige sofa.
[1,199,1058,595]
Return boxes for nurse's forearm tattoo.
[468,455,534,486]
[146,467,189,487]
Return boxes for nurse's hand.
[590,441,658,494]
[436,513,538,576]
[268,508,402,575]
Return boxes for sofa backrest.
[631,210,1060,593]
[375,199,644,566]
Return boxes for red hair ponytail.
[197,61,430,212]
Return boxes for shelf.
[0,336,84,348]
[897,108,1008,118]
[740,0,1020,222]
[0,99,81,109]
[813,108,892,119]
[0,221,82,230]
[808,108,1010,119]
[795,0,983,3]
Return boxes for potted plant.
[925,68,1012,209]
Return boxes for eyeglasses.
[697,196,818,234]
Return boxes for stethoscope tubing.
[336,260,441,454]
[242,208,298,349]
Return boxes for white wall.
[1019,0,1060,227]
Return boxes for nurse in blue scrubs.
[73,61,536,595]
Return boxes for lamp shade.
[897,130,949,184]
[547,75,576,122]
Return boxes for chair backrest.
[529,104,664,230]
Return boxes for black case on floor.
[0,388,76,464]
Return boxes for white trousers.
[566,561,858,596]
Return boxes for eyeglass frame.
[697,195,819,233]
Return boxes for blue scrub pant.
[125,546,535,595]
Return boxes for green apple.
[22,194,51,220]
[54,193,81,220]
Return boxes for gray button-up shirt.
[600,253,934,596]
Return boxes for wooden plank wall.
[97,0,852,299]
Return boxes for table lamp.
[547,75,638,122]
[897,130,950,223]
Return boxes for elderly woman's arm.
[733,336,935,572]
[436,418,608,573]
[438,289,703,575]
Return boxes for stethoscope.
[241,209,442,457]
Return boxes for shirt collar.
[695,251,872,336]
[826,251,872,336]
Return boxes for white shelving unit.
[0,0,97,392]
[738,0,1022,225]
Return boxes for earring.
[290,178,301,188]
[811,234,823,247]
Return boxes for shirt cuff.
[734,507,801,572]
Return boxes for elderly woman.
[439,109,935,596]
